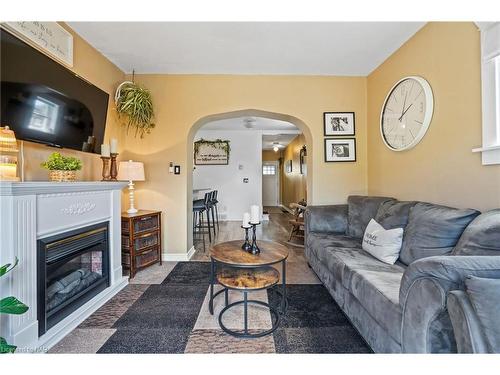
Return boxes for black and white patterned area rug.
[52,262,372,354]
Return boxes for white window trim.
[472,22,500,165]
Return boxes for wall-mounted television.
[0,29,109,154]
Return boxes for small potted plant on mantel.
[41,152,83,182]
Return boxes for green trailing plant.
[193,139,231,161]
[0,257,29,353]
[116,82,155,138]
[40,152,82,171]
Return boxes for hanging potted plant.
[115,80,155,138]
[41,152,82,182]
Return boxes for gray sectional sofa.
[304,196,500,353]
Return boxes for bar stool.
[207,190,217,237]
[193,192,213,250]
[210,190,220,231]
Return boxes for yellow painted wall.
[5,23,126,181]
[121,74,368,254]
[282,134,307,208]
[262,150,280,162]
[367,22,500,211]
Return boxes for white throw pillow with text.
[362,219,403,265]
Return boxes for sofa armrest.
[304,204,348,234]
[399,256,500,353]
[447,290,489,353]
[399,256,500,305]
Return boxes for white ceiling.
[68,22,425,76]
[262,134,300,151]
[198,116,300,150]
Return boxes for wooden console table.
[121,210,162,278]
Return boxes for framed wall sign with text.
[2,22,74,67]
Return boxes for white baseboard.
[162,246,195,262]
[37,277,128,351]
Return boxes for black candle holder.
[241,225,252,252]
[249,222,261,255]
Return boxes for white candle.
[101,144,110,157]
[242,212,250,228]
[110,138,118,153]
[250,205,260,224]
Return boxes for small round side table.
[209,240,289,338]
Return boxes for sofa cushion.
[399,202,480,265]
[305,204,348,234]
[347,196,394,238]
[465,276,500,353]
[315,246,405,343]
[374,200,417,230]
[348,265,404,344]
[306,232,362,254]
[453,209,500,256]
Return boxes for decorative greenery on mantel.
[115,81,155,138]
[194,139,231,160]
[41,152,82,171]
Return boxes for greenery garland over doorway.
[194,139,231,161]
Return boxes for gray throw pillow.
[465,276,500,353]
[399,202,480,265]
[347,195,394,238]
[374,200,417,230]
[453,209,500,256]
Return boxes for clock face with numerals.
[380,76,434,151]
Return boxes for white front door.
[262,161,279,206]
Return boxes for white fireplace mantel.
[0,181,128,352]
[0,181,128,196]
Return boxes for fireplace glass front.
[37,222,110,336]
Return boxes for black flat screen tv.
[0,28,109,154]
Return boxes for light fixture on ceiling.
[243,117,256,129]
[272,142,283,153]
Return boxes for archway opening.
[186,109,313,253]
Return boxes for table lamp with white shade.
[117,160,145,214]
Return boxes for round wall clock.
[380,76,434,151]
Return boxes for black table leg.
[281,260,287,314]
[244,291,248,334]
[209,258,215,315]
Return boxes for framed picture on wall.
[286,160,293,173]
[299,145,307,175]
[194,139,230,165]
[324,112,355,136]
[324,138,356,162]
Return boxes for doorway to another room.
[190,113,308,256]
[262,161,280,207]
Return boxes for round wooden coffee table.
[209,240,289,338]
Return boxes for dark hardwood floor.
[192,207,301,261]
